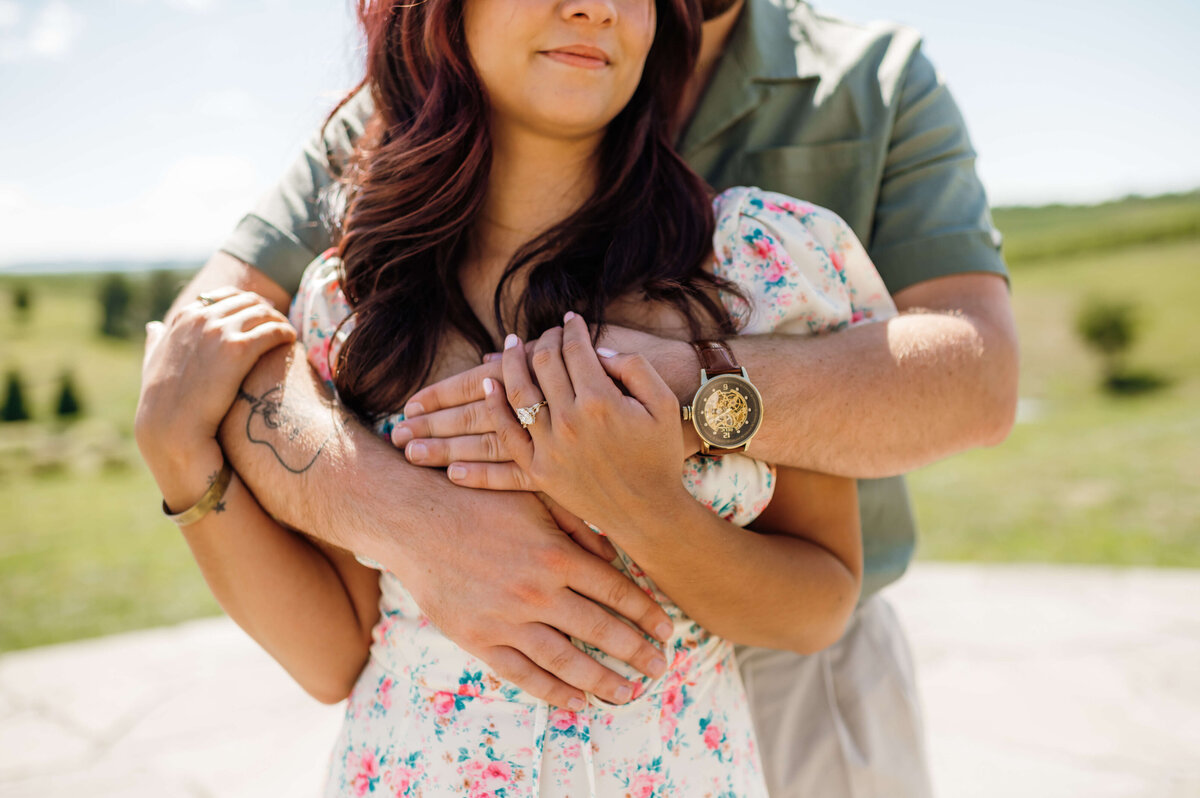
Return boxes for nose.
[559,0,617,26]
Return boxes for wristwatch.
[682,340,764,457]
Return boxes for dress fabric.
[288,187,897,797]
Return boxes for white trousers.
[736,594,934,798]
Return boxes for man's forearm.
[216,339,455,561]
[660,302,1018,479]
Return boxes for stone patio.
[2,562,1198,797]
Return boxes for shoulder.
[750,0,926,89]
[712,186,853,245]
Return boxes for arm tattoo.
[236,386,328,474]
[206,470,227,514]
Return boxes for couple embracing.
[136,0,1017,795]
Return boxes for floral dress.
[289,187,897,797]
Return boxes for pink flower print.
[830,250,845,273]
[662,685,684,715]
[432,690,456,715]
[457,681,482,698]
[378,676,393,710]
[751,236,774,260]
[351,750,380,796]
[851,309,865,324]
[311,336,334,383]
[550,708,577,731]
[564,741,582,759]
[762,259,786,284]
[703,721,724,750]
[630,771,665,798]
[483,761,511,782]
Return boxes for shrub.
[2,369,31,422]
[99,273,134,338]
[55,370,83,418]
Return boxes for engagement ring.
[516,400,548,429]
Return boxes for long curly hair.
[323,0,747,423]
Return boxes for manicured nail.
[447,464,467,480]
[567,697,585,712]
[614,685,632,703]
[655,622,673,641]
[504,333,519,350]
[483,353,500,363]
[391,425,413,446]
[596,347,618,358]
[405,442,427,462]
[482,377,495,396]
[563,310,576,322]
[648,657,668,677]
[403,401,425,417]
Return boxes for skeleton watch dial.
[690,372,763,449]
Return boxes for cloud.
[0,0,83,61]
[28,1,83,57]
[0,2,20,30]
[0,155,265,266]
[194,88,261,121]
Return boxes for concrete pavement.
[2,562,1198,797]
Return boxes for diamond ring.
[196,294,218,307]
[516,400,548,429]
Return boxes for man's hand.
[388,486,671,708]
[392,323,703,489]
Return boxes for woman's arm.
[136,289,379,704]
[614,465,862,654]
[485,314,861,654]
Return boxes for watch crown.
[681,405,692,422]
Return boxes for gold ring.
[196,294,218,307]
[516,400,548,429]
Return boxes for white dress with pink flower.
[288,187,897,797]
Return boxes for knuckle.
[509,579,548,609]
[546,649,575,677]
[560,339,588,359]
[530,347,555,369]
[604,577,634,612]
[481,431,501,461]
[535,543,571,574]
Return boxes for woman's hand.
[391,323,703,485]
[480,311,690,535]
[135,286,296,475]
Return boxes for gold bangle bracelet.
[162,457,233,526]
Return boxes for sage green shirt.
[220,0,1010,600]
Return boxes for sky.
[1,0,1198,266]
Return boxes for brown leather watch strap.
[690,339,741,377]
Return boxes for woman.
[136,0,896,794]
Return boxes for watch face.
[691,374,763,449]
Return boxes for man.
[167,1,1017,794]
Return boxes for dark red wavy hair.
[323,0,747,423]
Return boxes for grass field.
[2,194,1199,651]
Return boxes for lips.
[540,44,611,69]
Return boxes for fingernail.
[656,622,673,641]
[447,464,466,480]
[596,347,618,358]
[483,353,500,363]
[563,310,576,322]
[504,333,519,350]
[567,697,585,712]
[406,442,427,462]
[649,657,668,677]
[391,425,413,446]
[614,685,632,703]
[482,378,495,396]
[403,401,425,417]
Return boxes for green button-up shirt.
[220,0,1010,601]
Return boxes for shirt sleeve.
[218,85,374,297]
[868,45,1010,297]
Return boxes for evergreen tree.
[147,270,181,322]
[99,274,134,338]
[13,283,32,325]
[55,370,82,418]
[1,369,31,422]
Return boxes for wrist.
[147,440,226,515]
[657,338,701,404]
